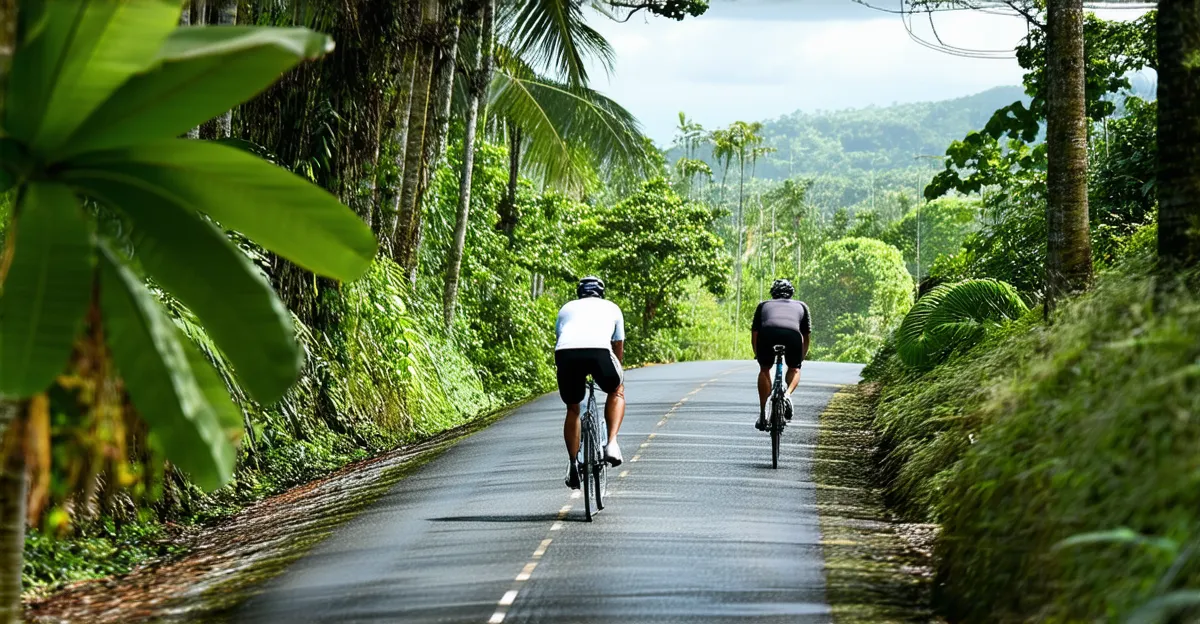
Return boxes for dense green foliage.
[866,243,1200,622]
[849,8,1200,622]
[880,197,978,280]
[579,179,729,363]
[798,238,913,363]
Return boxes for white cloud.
[586,5,1034,144]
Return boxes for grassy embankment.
[862,231,1200,621]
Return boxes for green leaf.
[64,27,334,156]
[98,243,235,492]
[490,55,650,192]
[1126,591,1200,624]
[1052,528,1178,554]
[70,174,301,404]
[181,339,245,443]
[0,182,93,398]
[65,140,377,281]
[894,284,953,370]
[6,0,180,152]
[895,279,1027,370]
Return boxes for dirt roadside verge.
[23,400,529,624]
[815,383,941,623]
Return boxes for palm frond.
[896,279,1028,370]
[489,56,650,192]
[498,0,614,87]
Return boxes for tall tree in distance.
[1157,0,1200,275]
[1044,0,1091,310]
[444,0,495,330]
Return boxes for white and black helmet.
[577,276,605,299]
[770,279,794,300]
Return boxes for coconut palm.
[441,0,653,328]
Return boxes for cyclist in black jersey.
[750,279,812,431]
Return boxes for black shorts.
[554,348,623,405]
[756,328,805,369]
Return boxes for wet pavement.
[237,360,863,623]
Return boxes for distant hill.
[675,86,1030,181]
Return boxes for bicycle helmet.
[577,276,605,299]
[770,279,794,300]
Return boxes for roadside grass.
[815,384,937,623]
[864,243,1200,621]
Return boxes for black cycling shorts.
[555,348,623,405]
[756,328,805,369]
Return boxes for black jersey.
[751,299,812,335]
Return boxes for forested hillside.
[755,86,1027,177]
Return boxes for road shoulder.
[814,383,940,623]
[23,402,526,624]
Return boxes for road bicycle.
[579,378,608,521]
[767,345,788,469]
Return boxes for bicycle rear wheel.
[582,428,594,522]
[770,399,782,469]
[594,453,606,510]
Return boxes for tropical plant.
[798,237,914,362]
[577,178,730,363]
[895,279,1028,370]
[0,4,374,619]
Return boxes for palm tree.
[766,179,811,276]
[440,0,653,329]
[1044,0,1091,310]
[1157,0,1200,274]
[444,0,495,329]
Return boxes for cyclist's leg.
[785,367,801,394]
[555,350,588,458]
[783,331,804,395]
[604,385,625,441]
[564,402,581,457]
[596,350,625,440]
[757,366,771,415]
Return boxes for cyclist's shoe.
[565,460,581,490]
[604,440,623,467]
[784,395,794,421]
[755,413,768,431]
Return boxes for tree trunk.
[0,0,14,123]
[442,0,493,330]
[0,401,26,624]
[186,0,207,140]
[1157,0,1200,274]
[498,126,522,238]
[735,153,745,322]
[376,48,418,239]
[215,0,237,139]
[392,0,440,269]
[1044,0,1091,310]
[420,0,463,186]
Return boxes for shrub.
[799,237,913,362]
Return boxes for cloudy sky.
[584,0,1038,145]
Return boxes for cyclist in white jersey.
[555,276,626,490]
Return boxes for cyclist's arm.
[750,331,758,357]
[612,340,624,364]
[800,302,812,362]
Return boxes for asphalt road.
[237,359,863,623]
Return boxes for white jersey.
[555,297,625,351]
